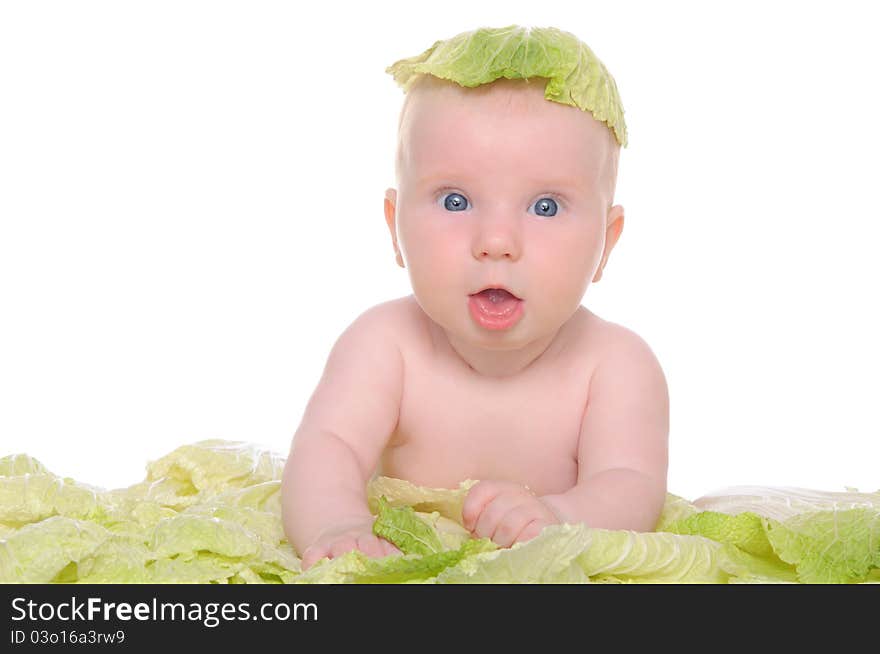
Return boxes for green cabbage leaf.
[2,440,879,584]
[386,24,628,147]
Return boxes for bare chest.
[378,309,596,496]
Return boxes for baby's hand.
[461,480,560,548]
[300,516,402,570]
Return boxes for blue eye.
[531,197,559,218]
[438,191,560,216]
[441,191,469,212]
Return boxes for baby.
[281,25,669,570]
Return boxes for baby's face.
[385,77,623,356]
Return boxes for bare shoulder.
[574,308,666,378]
[581,311,668,400]
[319,297,413,379]
[602,316,661,360]
[379,294,434,341]
[288,297,412,471]
[355,294,421,332]
[345,295,425,355]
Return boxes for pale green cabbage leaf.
[386,24,628,147]
[2,440,878,584]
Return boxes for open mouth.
[467,287,525,330]
[469,287,522,303]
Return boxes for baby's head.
[383,26,628,355]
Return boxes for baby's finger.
[515,518,547,544]
[328,537,359,559]
[491,504,535,548]
[301,544,330,570]
[355,533,392,559]
[371,537,401,558]
[463,481,535,532]
[473,493,521,541]
[461,481,509,531]
[379,539,402,557]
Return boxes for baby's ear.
[593,205,624,282]
[384,188,397,212]
[384,188,405,268]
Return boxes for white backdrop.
[1,1,877,500]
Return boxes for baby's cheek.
[405,235,456,283]
[537,245,597,310]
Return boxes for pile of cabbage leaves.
[1,440,878,584]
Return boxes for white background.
[1,1,877,500]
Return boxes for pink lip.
[467,293,525,331]
[470,284,522,300]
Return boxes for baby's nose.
[475,242,520,261]
[473,223,521,261]
[478,246,514,259]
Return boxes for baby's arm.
[541,327,670,531]
[462,327,669,545]
[281,305,404,568]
